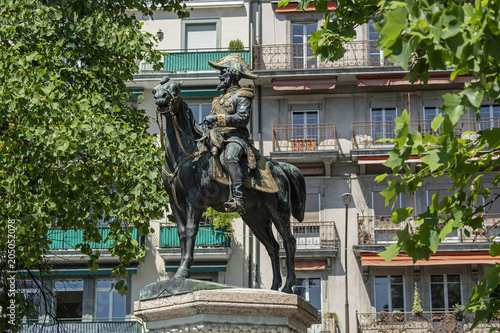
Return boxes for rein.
[156,95,202,159]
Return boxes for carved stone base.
[134,279,318,333]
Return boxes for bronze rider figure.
[203,54,258,215]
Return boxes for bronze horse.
[153,78,306,293]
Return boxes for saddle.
[212,155,279,194]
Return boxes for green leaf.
[380,243,402,262]
[431,113,444,132]
[489,243,500,257]
[378,7,407,47]
[421,149,450,172]
[391,207,413,224]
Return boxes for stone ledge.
[134,281,319,333]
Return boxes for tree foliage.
[280,0,500,328]
[0,0,188,330]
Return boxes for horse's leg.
[267,197,296,293]
[176,198,203,279]
[170,202,190,279]
[241,207,282,291]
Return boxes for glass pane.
[375,276,389,312]
[96,291,110,318]
[479,105,491,119]
[371,108,383,122]
[293,279,306,299]
[201,104,211,119]
[112,292,126,318]
[97,280,113,289]
[391,284,404,311]
[430,275,444,283]
[431,283,445,311]
[54,280,84,291]
[447,282,462,310]
[309,284,321,311]
[447,274,460,283]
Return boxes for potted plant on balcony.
[412,283,423,317]
[229,39,244,51]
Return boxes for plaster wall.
[139,4,250,50]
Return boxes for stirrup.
[224,199,245,215]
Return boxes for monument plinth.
[134,279,319,333]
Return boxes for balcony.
[160,224,230,248]
[352,117,500,150]
[357,311,500,332]
[308,314,338,333]
[278,221,338,259]
[139,48,250,73]
[48,227,140,250]
[159,224,232,264]
[357,214,500,246]
[21,318,143,333]
[253,41,394,71]
[270,123,339,165]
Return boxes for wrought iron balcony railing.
[352,117,500,148]
[357,311,500,332]
[308,314,338,333]
[253,41,394,71]
[278,221,337,248]
[358,214,500,245]
[272,123,337,152]
[139,48,250,73]
[160,224,231,248]
[21,318,143,333]
[48,227,140,250]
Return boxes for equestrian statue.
[153,53,306,293]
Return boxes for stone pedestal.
[134,279,319,333]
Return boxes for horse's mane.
[179,96,205,139]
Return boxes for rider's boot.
[224,182,246,215]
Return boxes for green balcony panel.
[163,49,250,72]
[160,225,230,248]
[48,228,140,250]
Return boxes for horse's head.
[153,76,183,111]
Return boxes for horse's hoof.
[174,267,190,279]
[281,286,293,294]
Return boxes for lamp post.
[341,193,353,333]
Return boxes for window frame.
[370,107,398,142]
[429,274,463,312]
[290,22,317,68]
[374,275,406,313]
[292,277,323,315]
[181,19,221,51]
[95,279,127,320]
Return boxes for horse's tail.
[278,162,306,222]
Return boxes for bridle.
[155,91,201,159]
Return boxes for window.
[20,280,42,320]
[185,23,217,50]
[95,280,126,320]
[292,110,319,140]
[293,278,322,314]
[372,190,402,243]
[291,23,317,68]
[192,103,212,125]
[54,280,84,319]
[370,107,397,142]
[426,187,459,242]
[375,275,405,312]
[479,104,500,130]
[422,106,444,134]
[368,21,383,66]
[430,274,462,312]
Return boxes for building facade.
[24,1,500,332]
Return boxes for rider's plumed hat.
[208,53,259,80]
